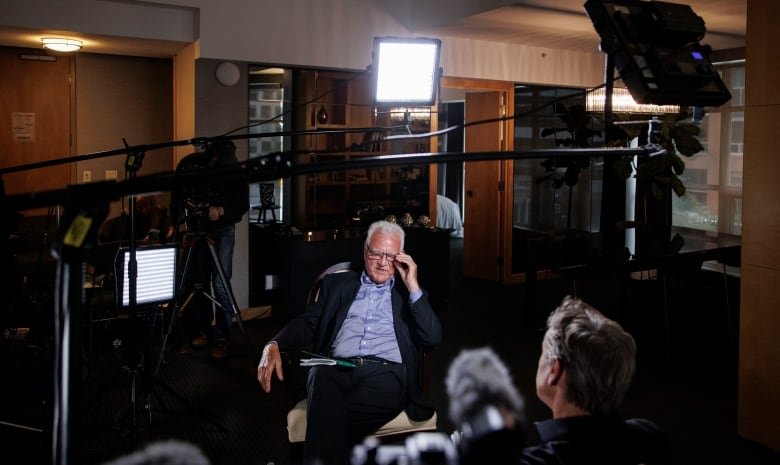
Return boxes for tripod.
[154,228,250,376]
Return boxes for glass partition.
[511,84,601,274]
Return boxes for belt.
[344,355,400,367]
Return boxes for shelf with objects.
[289,68,437,229]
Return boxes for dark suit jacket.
[272,270,443,421]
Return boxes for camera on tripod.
[181,186,224,235]
[351,432,458,465]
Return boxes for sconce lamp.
[372,37,441,107]
[41,37,82,53]
[586,87,680,114]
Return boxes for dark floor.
[2,238,780,465]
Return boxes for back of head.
[544,296,636,416]
[208,138,238,166]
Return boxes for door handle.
[467,190,474,198]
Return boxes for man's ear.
[547,358,564,386]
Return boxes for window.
[248,68,288,223]
[672,63,744,235]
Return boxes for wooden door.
[0,48,73,211]
[463,91,506,280]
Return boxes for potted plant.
[611,112,704,256]
[540,103,704,257]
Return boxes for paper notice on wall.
[12,112,35,141]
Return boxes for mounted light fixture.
[584,0,730,107]
[586,87,680,114]
[372,37,441,107]
[387,107,432,122]
[41,37,82,53]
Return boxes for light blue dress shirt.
[331,271,421,363]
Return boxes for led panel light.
[372,37,441,106]
[118,244,177,307]
[584,0,730,107]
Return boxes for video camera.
[351,433,458,465]
[174,140,236,234]
[180,186,225,234]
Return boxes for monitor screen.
[118,244,177,307]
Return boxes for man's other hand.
[257,342,284,393]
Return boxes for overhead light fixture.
[41,37,82,53]
[586,87,680,114]
[372,37,441,107]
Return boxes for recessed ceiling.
[0,0,746,58]
[417,0,746,52]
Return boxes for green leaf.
[673,123,701,136]
[671,154,685,175]
[674,135,704,156]
[670,175,686,197]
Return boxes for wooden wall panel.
[738,265,780,449]
[739,0,780,452]
[745,0,780,106]
[741,105,780,269]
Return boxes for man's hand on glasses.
[392,251,419,294]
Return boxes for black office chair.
[283,261,437,446]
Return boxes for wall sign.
[12,112,35,142]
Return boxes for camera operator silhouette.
[173,139,248,361]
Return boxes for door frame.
[439,77,515,282]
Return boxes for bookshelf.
[291,69,435,228]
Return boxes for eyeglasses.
[365,246,398,263]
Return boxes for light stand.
[50,197,109,465]
[121,141,147,446]
[598,51,627,260]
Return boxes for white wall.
[3,0,605,87]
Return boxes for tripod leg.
[153,289,197,377]
[206,241,251,352]
[152,240,197,377]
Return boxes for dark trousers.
[304,363,407,465]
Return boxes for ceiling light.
[41,37,82,53]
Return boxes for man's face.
[363,231,401,285]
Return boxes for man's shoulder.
[522,416,668,465]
